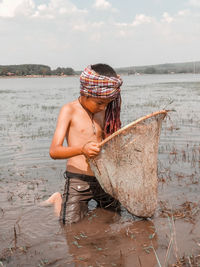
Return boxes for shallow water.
[0,74,200,266]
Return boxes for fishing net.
[89,110,167,217]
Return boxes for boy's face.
[85,97,113,113]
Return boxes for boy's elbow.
[49,148,57,159]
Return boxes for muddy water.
[0,74,200,266]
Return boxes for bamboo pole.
[99,110,168,147]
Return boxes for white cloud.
[90,32,102,42]
[161,12,174,23]
[0,0,87,18]
[73,21,104,33]
[118,30,126,37]
[131,14,153,26]
[115,22,128,27]
[91,21,104,28]
[177,9,190,16]
[59,7,68,14]
[0,0,35,17]
[73,24,87,32]
[33,0,87,18]
[37,4,47,11]
[113,15,155,39]
[93,0,111,10]
[188,0,200,7]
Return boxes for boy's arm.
[49,105,100,159]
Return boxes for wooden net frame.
[89,110,167,217]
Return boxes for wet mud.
[1,75,200,266]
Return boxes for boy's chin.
[93,109,103,113]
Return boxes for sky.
[0,0,200,70]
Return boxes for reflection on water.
[1,204,158,267]
[0,74,200,266]
[64,209,157,267]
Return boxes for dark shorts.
[60,171,119,224]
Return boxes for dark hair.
[91,63,117,78]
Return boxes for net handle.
[99,110,168,147]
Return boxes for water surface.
[0,74,200,266]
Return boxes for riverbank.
[0,74,78,79]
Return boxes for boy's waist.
[64,170,96,181]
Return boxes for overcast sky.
[0,0,200,70]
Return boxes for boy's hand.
[81,141,100,158]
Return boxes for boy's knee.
[45,192,62,204]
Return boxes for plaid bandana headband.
[80,65,123,99]
[79,65,123,138]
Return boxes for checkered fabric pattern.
[80,65,123,99]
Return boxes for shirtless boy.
[47,64,123,224]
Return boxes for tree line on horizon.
[116,61,200,75]
[0,61,199,77]
[0,64,76,76]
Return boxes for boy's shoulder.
[59,99,79,114]
[55,99,80,127]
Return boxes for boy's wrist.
[81,144,85,155]
[81,142,88,156]
[81,141,92,156]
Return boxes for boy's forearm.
[49,145,83,159]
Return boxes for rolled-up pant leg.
[60,177,93,224]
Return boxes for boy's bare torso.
[63,99,104,175]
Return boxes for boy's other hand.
[82,141,100,158]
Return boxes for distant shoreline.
[1,61,199,77]
[0,73,199,79]
[0,74,79,79]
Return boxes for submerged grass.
[41,105,59,111]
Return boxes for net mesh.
[89,110,167,217]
